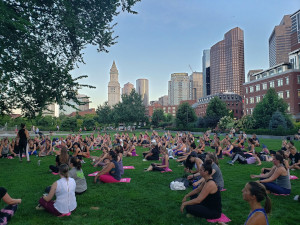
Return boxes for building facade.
[202,49,210,97]
[291,10,300,52]
[192,92,243,119]
[269,15,292,67]
[210,27,245,96]
[60,94,90,115]
[122,82,134,95]
[168,73,190,105]
[247,70,263,82]
[158,95,168,106]
[189,72,203,101]
[136,79,149,106]
[108,61,121,106]
[244,61,300,119]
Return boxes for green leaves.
[175,102,196,129]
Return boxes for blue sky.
[71,0,299,109]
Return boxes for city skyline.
[70,0,299,109]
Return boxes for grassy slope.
[0,134,299,225]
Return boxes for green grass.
[1,134,300,225]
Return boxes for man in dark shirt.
[289,147,300,170]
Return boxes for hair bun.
[205,159,213,165]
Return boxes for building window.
[287,104,290,112]
[298,76,300,84]
[278,92,283,99]
[246,98,248,104]
[262,83,267,90]
[246,109,248,115]
[249,86,254,93]
[245,87,248,93]
[256,84,260,91]
[277,79,283,87]
[286,90,290,98]
[269,81,274,88]
[286,77,289,85]
[298,89,300,98]
[256,96,261,103]
[250,97,254,104]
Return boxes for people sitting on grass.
[243,182,271,225]
[142,141,159,161]
[251,154,291,195]
[145,146,169,172]
[81,141,90,158]
[180,159,222,219]
[173,138,187,156]
[261,150,289,174]
[72,142,83,160]
[91,146,109,167]
[39,139,53,157]
[27,139,37,156]
[251,134,260,147]
[49,147,70,173]
[288,146,300,170]
[0,187,21,224]
[192,153,224,191]
[0,138,17,158]
[227,148,262,166]
[94,151,121,183]
[222,139,234,157]
[37,164,77,216]
[69,157,87,195]
[115,146,124,176]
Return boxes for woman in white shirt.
[37,164,77,216]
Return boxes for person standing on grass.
[0,187,22,224]
[243,182,271,225]
[37,164,77,216]
[180,159,222,219]
[17,123,30,162]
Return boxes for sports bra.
[244,208,269,225]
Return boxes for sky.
[71,0,299,109]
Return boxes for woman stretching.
[243,182,271,225]
[145,147,169,172]
[37,164,77,216]
[94,151,121,183]
[251,154,291,195]
[181,160,222,219]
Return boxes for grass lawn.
[1,133,299,225]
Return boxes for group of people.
[1,126,299,224]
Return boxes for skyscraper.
[202,49,210,97]
[269,15,292,67]
[122,82,134,95]
[210,27,245,96]
[189,72,203,101]
[136,79,149,106]
[168,73,189,105]
[291,9,300,52]
[108,61,120,106]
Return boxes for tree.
[151,109,165,127]
[204,96,229,128]
[269,111,287,130]
[0,0,140,117]
[176,102,196,129]
[96,102,112,125]
[253,88,288,128]
[61,117,77,131]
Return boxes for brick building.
[192,92,243,119]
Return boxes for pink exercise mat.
[290,175,298,180]
[123,166,135,169]
[119,178,131,183]
[207,213,231,223]
[88,171,99,177]
[161,168,173,173]
[52,172,59,175]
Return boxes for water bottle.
[38,160,41,166]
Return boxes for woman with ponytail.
[181,159,222,219]
[251,154,291,195]
[37,164,77,216]
[69,157,87,195]
[243,182,271,225]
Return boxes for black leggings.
[186,204,221,219]
[19,143,27,158]
[49,165,59,173]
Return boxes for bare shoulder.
[246,211,267,225]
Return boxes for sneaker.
[227,160,234,165]
[35,204,45,210]
[294,195,299,201]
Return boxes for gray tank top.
[2,145,9,155]
[275,166,291,190]
[212,163,224,190]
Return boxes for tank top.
[162,155,169,171]
[201,179,222,213]
[275,172,291,190]
[109,160,121,180]
[1,145,9,155]
[18,129,27,144]
[54,177,77,214]
[244,208,269,225]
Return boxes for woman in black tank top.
[17,123,30,162]
[181,160,222,219]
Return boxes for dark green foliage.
[269,111,287,130]
[0,0,140,117]
[253,88,288,128]
[151,109,165,127]
[175,102,197,129]
[96,102,112,125]
[60,117,77,131]
[196,116,205,128]
[83,117,96,131]
[204,96,229,128]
